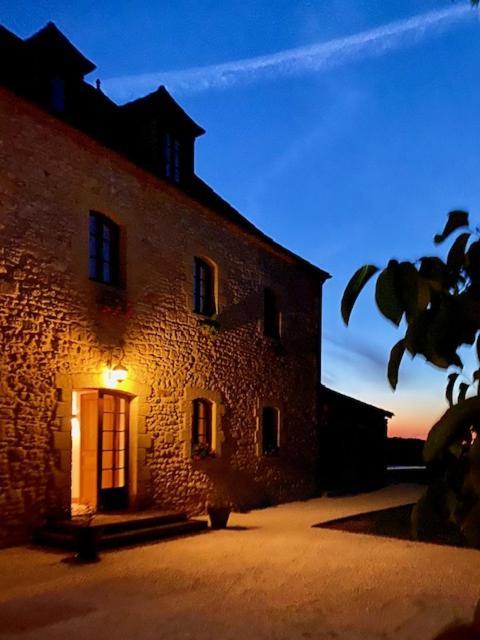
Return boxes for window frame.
[261,406,280,456]
[191,398,213,449]
[51,75,65,112]
[263,288,281,339]
[182,388,225,459]
[193,257,216,317]
[163,132,182,184]
[89,211,122,287]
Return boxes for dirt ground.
[1,484,478,640]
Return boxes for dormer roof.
[24,22,95,77]
[0,25,22,48]
[121,86,205,137]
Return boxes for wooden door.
[98,391,130,511]
[79,392,99,508]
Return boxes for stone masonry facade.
[0,84,326,546]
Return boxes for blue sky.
[3,1,480,437]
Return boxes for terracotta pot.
[207,506,231,529]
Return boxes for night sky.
[3,1,480,438]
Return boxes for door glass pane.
[100,393,129,498]
[103,412,114,430]
[102,470,113,489]
[115,468,125,487]
[115,431,125,450]
[103,395,115,411]
[102,451,113,469]
[102,431,114,450]
[115,450,125,468]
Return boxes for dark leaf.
[387,339,406,390]
[416,277,430,313]
[446,372,459,407]
[458,382,469,404]
[418,257,447,290]
[453,295,480,347]
[425,298,467,368]
[434,210,469,244]
[424,396,480,463]
[405,305,462,369]
[466,241,480,285]
[466,436,480,496]
[397,261,419,321]
[461,500,480,547]
[449,440,464,459]
[341,265,379,325]
[375,261,403,325]
[446,232,470,271]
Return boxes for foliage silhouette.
[342,211,480,546]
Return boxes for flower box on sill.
[191,442,216,461]
[198,317,220,335]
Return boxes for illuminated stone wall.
[0,88,322,546]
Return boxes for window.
[89,211,121,286]
[163,133,181,184]
[264,288,280,338]
[184,389,224,460]
[51,76,65,112]
[194,257,216,316]
[164,133,172,179]
[192,398,212,448]
[262,407,279,455]
[173,139,181,183]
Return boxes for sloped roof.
[189,177,330,279]
[121,86,205,137]
[320,385,394,418]
[25,22,96,76]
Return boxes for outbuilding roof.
[320,385,394,418]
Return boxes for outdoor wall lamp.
[110,363,128,384]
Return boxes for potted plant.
[206,483,232,529]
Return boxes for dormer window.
[163,132,181,183]
[173,139,181,183]
[51,76,65,112]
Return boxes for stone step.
[101,519,208,548]
[34,511,208,551]
[47,510,188,535]
[34,529,76,549]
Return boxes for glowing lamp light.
[110,363,128,384]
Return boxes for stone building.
[0,23,330,546]
[319,386,393,493]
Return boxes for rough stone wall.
[0,88,322,546]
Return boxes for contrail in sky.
[104,5,474,100]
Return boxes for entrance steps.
[35,510,208,550]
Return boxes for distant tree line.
[387,437,425,467]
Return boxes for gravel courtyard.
[1,484,478,640]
